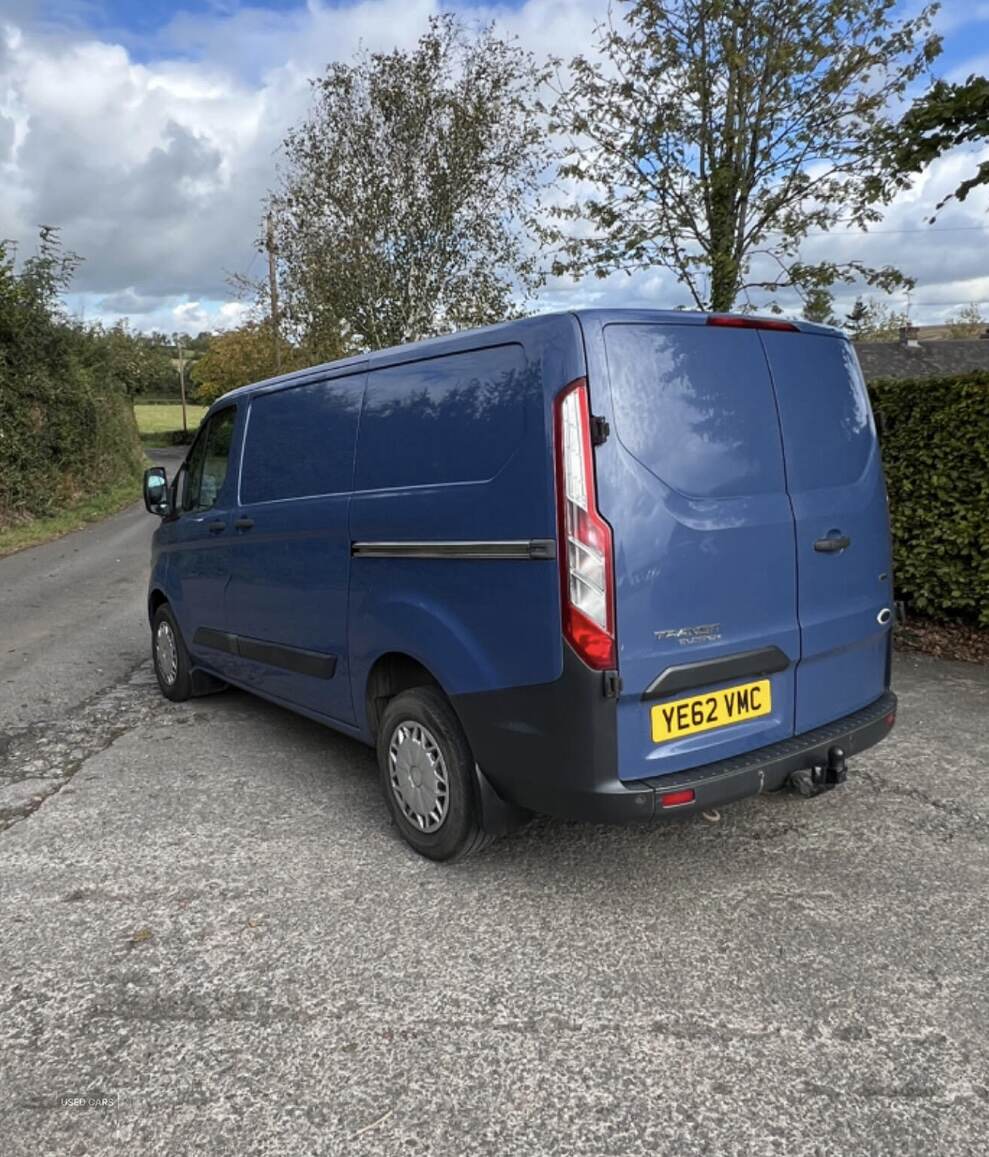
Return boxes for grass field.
[134,403,206,441]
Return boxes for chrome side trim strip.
[352,539,556,560]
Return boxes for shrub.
[0,364,144,527]
[869,372,989,626]
[0,231,145,528]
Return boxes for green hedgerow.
[870,372,989,627]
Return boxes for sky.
[1,0,988,335]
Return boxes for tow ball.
[789,746,848,798]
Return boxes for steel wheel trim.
[155,620,179,686]
[387,720,450,833]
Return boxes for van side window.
[180,427,208,512]
[356,345,528,490]
[239,377,362,504]
[182,407,236,512]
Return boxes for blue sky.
[2,0,988,333]
[36,0,307,60]
[41,0,987,66]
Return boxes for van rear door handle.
[207,520,226,534]
[234,517,254,531]
[814,534,850,553]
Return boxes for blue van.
[143,309,897,859]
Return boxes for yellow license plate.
[650,679,772,744]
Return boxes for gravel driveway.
[1,639,986,1156]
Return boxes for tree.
[90,322,176,398]
[802,288,839,328]
[844,296,910,342]
[0,226,81,366]
[946,301,986,338]
[549,0,940,312]
[190,321,309,404]
[844,298,872,338]
[270,14,550,352]
[888,76,989,219]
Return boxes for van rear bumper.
[630,690,897,821]
[455,651,896,824]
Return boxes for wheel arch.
[148,587,169,624]
[364,652,443,742]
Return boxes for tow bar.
[789,745,848,798]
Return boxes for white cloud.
[1,1,987,333]
[217,300,252,326]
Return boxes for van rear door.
[596,321,801,780]
[760,332,892,732]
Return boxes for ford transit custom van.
[143,310,897,860]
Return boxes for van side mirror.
[143,467,170,516]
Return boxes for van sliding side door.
[222,371,366,725]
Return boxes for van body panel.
[579,317,800,780]
[161,512,233,666]
[348,319,583,712]
[220,493,357,723]
[222,371,365,724]
[156,402,245,682]
[760,333,894,731]
[348,584,535,736]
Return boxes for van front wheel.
[151,604,193,702]
[377,687,492,862]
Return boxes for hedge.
[869,372,989,627]
[1,231,146,530]
[0,366,144,529]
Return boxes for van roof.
[214,308,846,406]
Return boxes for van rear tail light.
[555,379,616,670]
[706,315,798,332]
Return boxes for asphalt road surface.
[1,472,987,1156]
[0,445,186,736]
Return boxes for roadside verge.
[0,466,145,559]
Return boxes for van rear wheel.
[377,686,492,861]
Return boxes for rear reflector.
[659,788,696,808]
[885,712,896,727]
[706,315,798,332]
[555,379,616,670]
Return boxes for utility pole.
[266,211,282,373]
[177,340,188,437]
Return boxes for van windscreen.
[603,323,787,498]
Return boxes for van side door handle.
[234,517,254,531]
[814,534,850,553]
[207,520,226,535]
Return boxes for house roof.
[855,338,989,382]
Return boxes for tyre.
[151,604,193,702]
[377,686,493,862]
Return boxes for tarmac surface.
[0,445,186,736]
